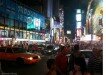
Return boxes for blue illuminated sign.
[0,0,45,30]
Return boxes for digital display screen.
[27,16,45,30]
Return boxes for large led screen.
[27,16,45,30]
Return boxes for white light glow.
[80,35,99,41]
[76,14,81,21]
[0,38,12,40]
[34,18,41,27]
[16,39,29,41]
[16,38,45,42]
[30,39,45,42]
[76,9,81,13]
[67,30,71,34]
[76,22,81,28]
[28,57,33,60]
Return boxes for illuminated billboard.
[76,22,81,28]
[34,18,41,30]
[76,9,82,29]
[27,17,44,30]
[76,14,81,21]
[27,17,34,29]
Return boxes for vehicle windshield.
[13,48,27,53]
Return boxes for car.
[80,49,93,65]
[42,45,56,55]
[0,47,41,65]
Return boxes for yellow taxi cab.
[0,47,41,64]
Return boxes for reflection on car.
[42,45,57,55]
[0,47,41,65]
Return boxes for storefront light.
[15,40,17,43]
[16,38,28,41]
[0,26,4,29]
[30,39,45,42]
[0,38,12,40]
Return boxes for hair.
[58,45,65,52]
[73,44,79,52]
[47,59,55,69]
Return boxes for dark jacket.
[68,51,87,75]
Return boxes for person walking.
[46,59,57,75]
[88,48,102,75]
[68,44,87,75]
[55,46,69,75]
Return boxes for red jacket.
[55,52,68,74]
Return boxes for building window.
[0,16,4,24]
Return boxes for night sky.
[61,0,89,39]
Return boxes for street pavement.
[0,55,52,75]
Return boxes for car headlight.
[54,48,57,50]
[48,50,52,52]
[28,57,33,60]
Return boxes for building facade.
[86,0,103,41]
[46,0,65,45]
[0,0,45,46]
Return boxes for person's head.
[60,46,69,54]
[93,48,101,56]
[58,45,65,52]
[47,59,56,70]
[73,44,79,52]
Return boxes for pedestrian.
[88,48,102,75]
[55,45,69,75]
[68,44,87,75]
[46,59,57,75]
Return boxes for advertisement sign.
[34,18,41,30]
[0,0,45,29]
[27,17,41,30]
[27,17,34,29]
[53,21,61,28]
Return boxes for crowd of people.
[46,43,102,75]
[78,41,103,50]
